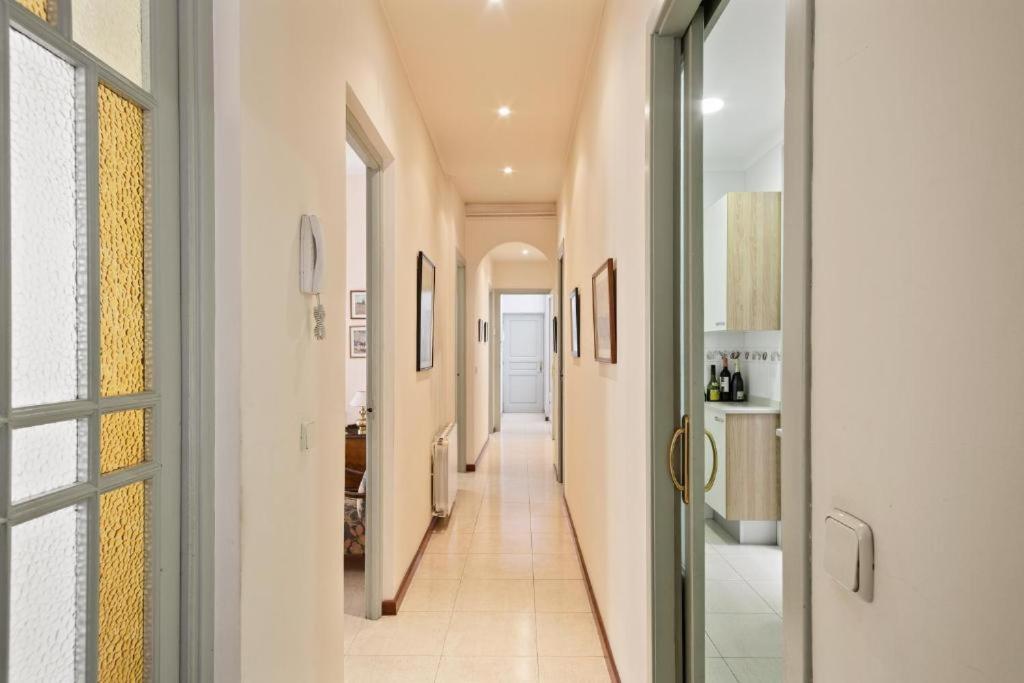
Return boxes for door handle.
[704,429,718,492]
[667,415,690,502]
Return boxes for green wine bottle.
[707,365,721,402]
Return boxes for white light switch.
[824,509,874,602]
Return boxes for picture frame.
[416,251,435,371]
[350,289,367,319]
[483,321,489,343]
[569,287,581,358]
[552,315,558,352]
[591,259,617,363]
[349,325,367,358]
[477,318,483,342]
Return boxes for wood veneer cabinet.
[705,408,781,521]
[704,192,782,332]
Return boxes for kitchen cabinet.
[704,192,782,332]
[703,406,780,521]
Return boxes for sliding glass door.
[0,0,181,680]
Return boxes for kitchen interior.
[700,0,785,681]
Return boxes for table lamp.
[350,390,368,435]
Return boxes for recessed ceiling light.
[503,166,514,175]
[498,105,512,118]
[521,249,529,255]
[701,97,724,115]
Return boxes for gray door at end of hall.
[502,313,545,413]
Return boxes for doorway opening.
[499,294,553,420]
[343,141,371,619]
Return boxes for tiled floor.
[344,413,612,682]
[704,520,783,683]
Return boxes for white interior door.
[502,313,544,413]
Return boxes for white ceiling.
[380,0,606,203]
[703,0,786,171]
[488,241,547,262]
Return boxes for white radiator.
[432,422,458,517]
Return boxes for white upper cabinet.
[703,192,782,332]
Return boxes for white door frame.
[646,0,814,680]
[489,289,552,433]
[346,88,395,621]
[456,256,467,472]
[501,312,545,414]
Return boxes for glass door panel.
[2,0,179,680]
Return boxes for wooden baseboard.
[381,515,438,615]
[465,435,491,473]
[563,495,621,683]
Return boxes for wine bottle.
[719,357,731,402]
[732,359,746,402]
[707,365,720,402]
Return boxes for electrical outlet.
[300,421,316,453]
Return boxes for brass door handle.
[704,429,718,492]
[668,415,691,502]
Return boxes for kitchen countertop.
[704,397,781,415]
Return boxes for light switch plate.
[824,509,874,602]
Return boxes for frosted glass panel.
[100,481,148,682]
[12,420,87,504]
[10,29,86,408]
[9,506,87,682]
[72,0,148,86]
[16,0,48,21]
[99,85,147,397]
[101,409,147,474]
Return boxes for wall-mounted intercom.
[299,215,327,339]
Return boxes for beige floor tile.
[532,553,582,580]
[707,658,740,683]
[344,655,440,682]
[724,657,782,683]
[530,515,571,533]
[532,532,576,554]
[344,614,367,653]
[403,578,461,612]
[348,612,451,656]
[463,554,534,580]
[443,612,538,657]
[455,579,535,612]
[416,553,468,580]
[538,657,611,682]
[480,500,532,516]
[705,614,782,658]
[530,500,567,517]
[469,532,533,554]
[535,613,604,657]
[436,656,539,682]
[534,580,591,613]
[427,531,474,555]
[475,515,533,534]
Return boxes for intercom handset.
[300,215,327,339]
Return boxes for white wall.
[467,254,493,465]
[213,1,464,680]
[491,259,555,290]
[556,0,664,678]
[345,147,367,424]
[811,2,1024,681]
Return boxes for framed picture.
[483,321,489,343]
[591,259,617,363]
[569,287,581,358]
[349,325,367,358]
[477,318,483,342]
[552,315,558,352]
[416,251,435,371]
[350,290,367,319]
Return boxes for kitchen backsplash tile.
[703,330,782,402]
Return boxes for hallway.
[344,415,612,681]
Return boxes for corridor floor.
[344,413,612,682]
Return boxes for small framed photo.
[416,252,435,371]
[349,325,367,358]
[478,318,483,342]
[350,290,367,319]
[569,287,581,358]
[591,259,617,364]
[483,321,489,343]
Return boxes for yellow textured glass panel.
[100,410,146,474]
[16,0,48,21]
[99,481,147,683]
[99,84,146,398]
